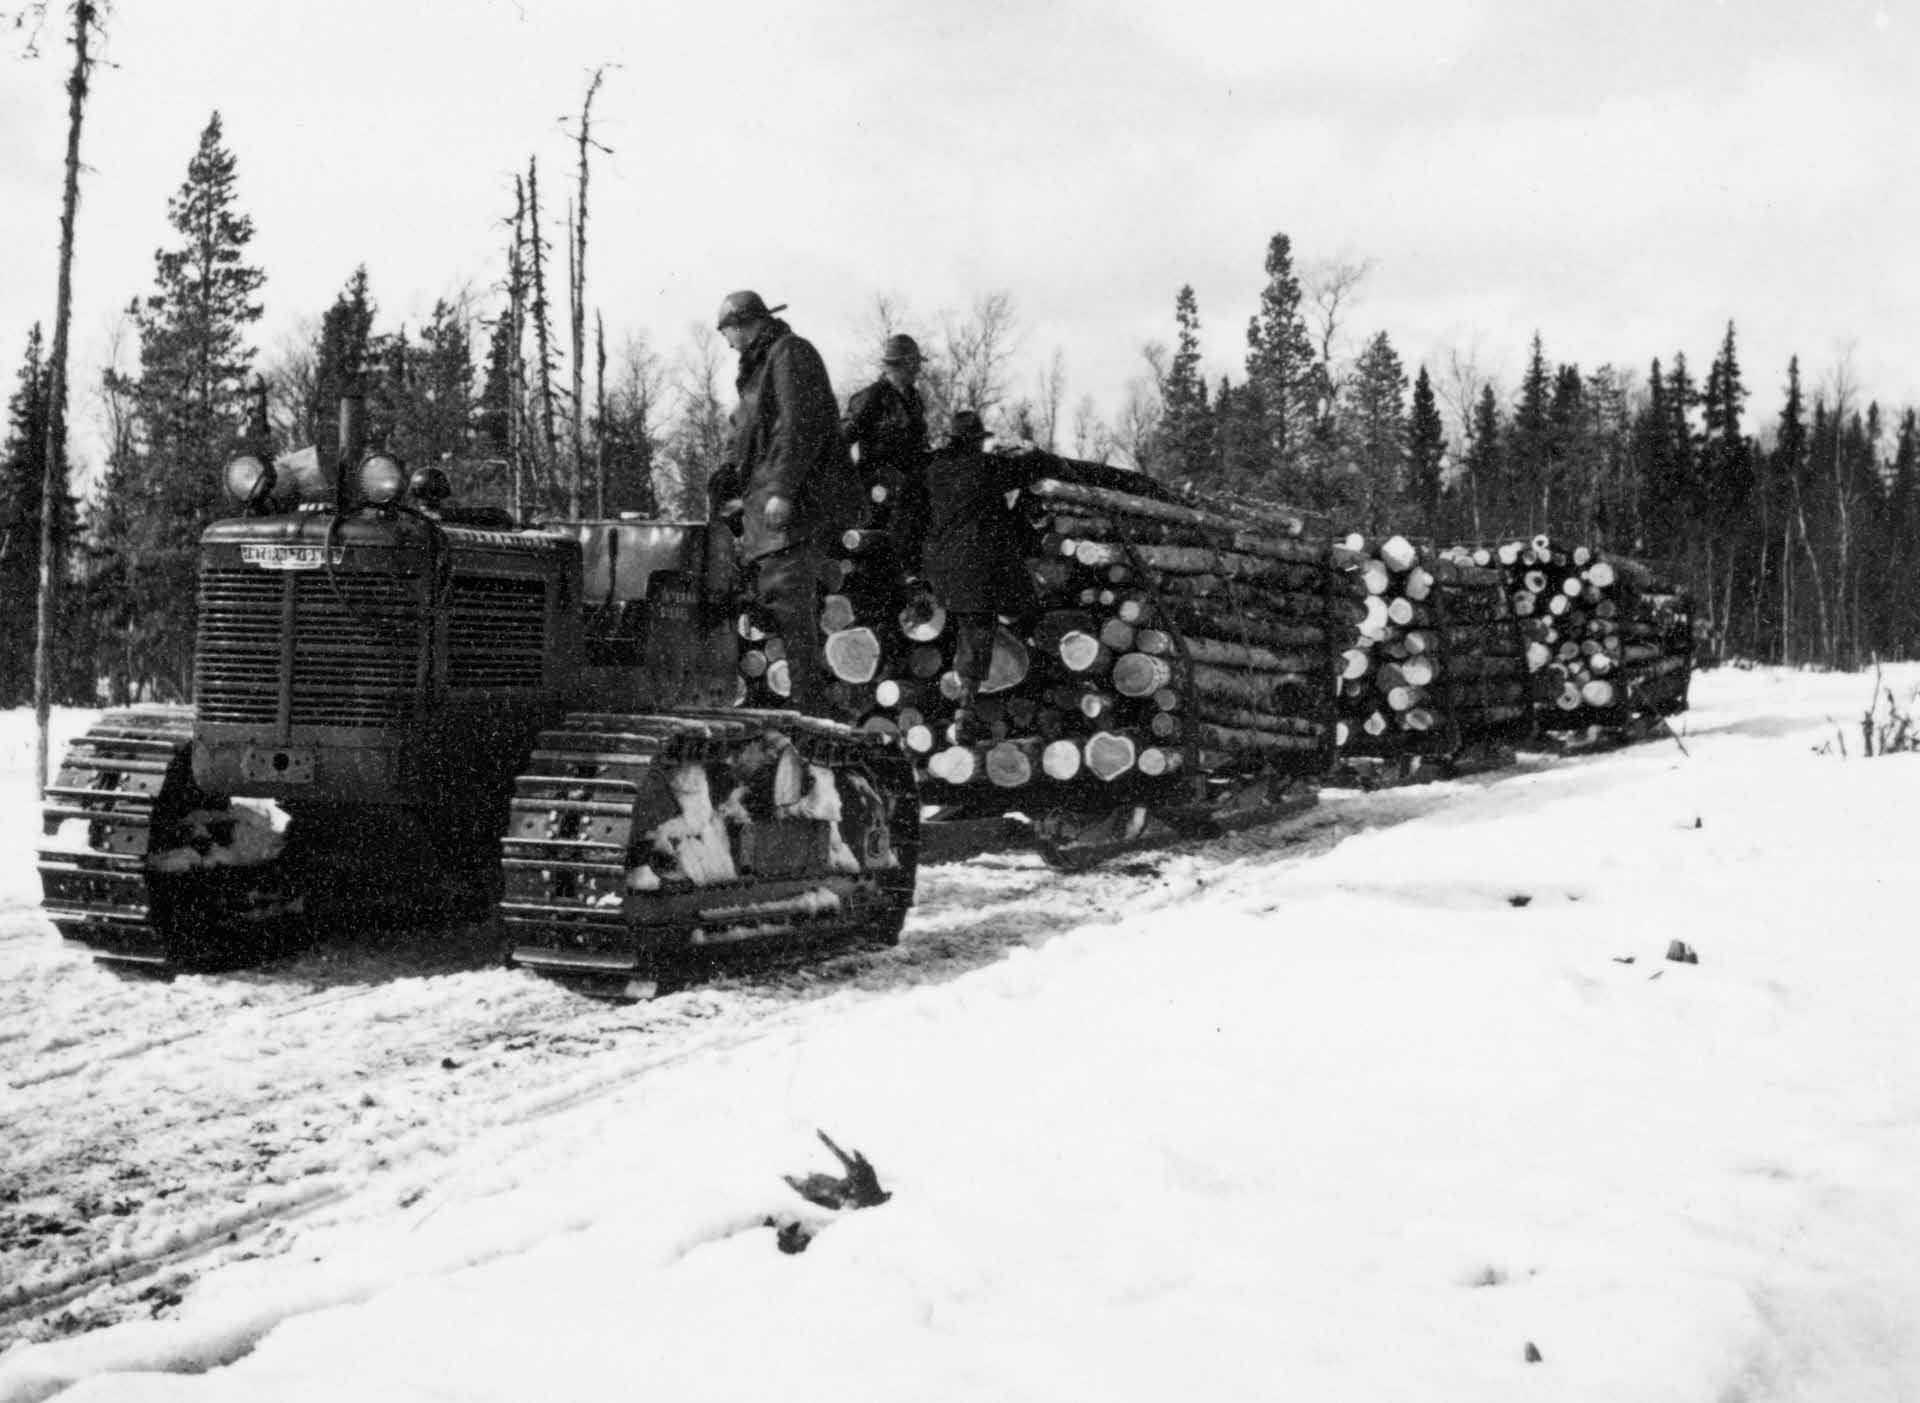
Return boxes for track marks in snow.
[0,740,1643,1352]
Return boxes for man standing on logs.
[921,410,1038,743]
[710,290,862,716]
[841,333,931,569]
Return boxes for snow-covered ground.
[3,666,1919,1403]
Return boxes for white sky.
[2,0,1915,474]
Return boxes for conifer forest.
[4,98,1916,709]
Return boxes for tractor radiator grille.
[195,568,425,727]
[447,575,547,690]
[194,568,284,723]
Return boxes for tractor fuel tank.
[561,520,742,712]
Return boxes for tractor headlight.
[356,453,405,506]
[223,454,273,505]
[408,464,452,508]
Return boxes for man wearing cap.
[920,409,1039,744]
[842,333,930,568]
[712,290,861,715]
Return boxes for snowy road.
[5,670,1920,1403]
[0,739,1324,1352]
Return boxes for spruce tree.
[107,111,266,697]
[1405,366,1446,536]
[1632,357,1673,556]
[1547,363,1589,533]
[309,266,377,453]
[1345,331,1407,532]
[395,299,475,467]
[1696,323,1752,656]
[1464,385,1504,539]
[1212,376,1263,487]
[1664,352,1698,529]
[1243,233,1316,497]
[478,313,517,455]
[1507,333,1553,531]
[0,327,53,706]
[1160,285,1212,481]
[1769,357,1809,662]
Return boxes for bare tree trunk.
[526,157,557,498]
[595,311,607,518]
[567,67,608,521]
[1795,503,1830,665]
[566,198,580,515]
[506,176,528,518]
[36,0,97,796]
[1779,523,1792,665]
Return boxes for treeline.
[1135,234,1920,671]
[4,115,1915,709]
[0,109,1076,706]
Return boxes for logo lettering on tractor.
[240,544,346,570]
[652,576,696,623]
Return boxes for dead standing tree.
[594,311,607,516]
[525,156,559,507]
[11,0,108,794]
[497,175,530,516]
[564,65,611,518]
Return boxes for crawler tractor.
[38,400,918,996]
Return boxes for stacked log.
[730,460,1693,795]
[767,452,1344,799]
[1457,535,1693,728]
[1334,534,1443,753]
[1426,548,1535,743]
[1335,535,1533,756]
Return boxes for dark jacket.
[921,445,1038,616]
[842,378,927,481]
[726,320,862,560]
[842,377,930,561]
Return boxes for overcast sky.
[1,0,1913,477]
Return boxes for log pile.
[728,458,1695,792]
[1335,535,1533,755]
[1451,535,1693,728]
[737,452,1346,799]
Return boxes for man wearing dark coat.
[920,410,1039,743]
[841,333,930,568]
[709,290,862,715]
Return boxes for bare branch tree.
[844,291,928,396]
[1033,348,1066,452]
[257,315,320,452]
[1438,341,1496,454]
[938,291,1021,426]
[1071,393,1104,461]
[1112,343,1169,473]
[92,304,137,482]
[660,322,729,517]
[1303,256,1370,429]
